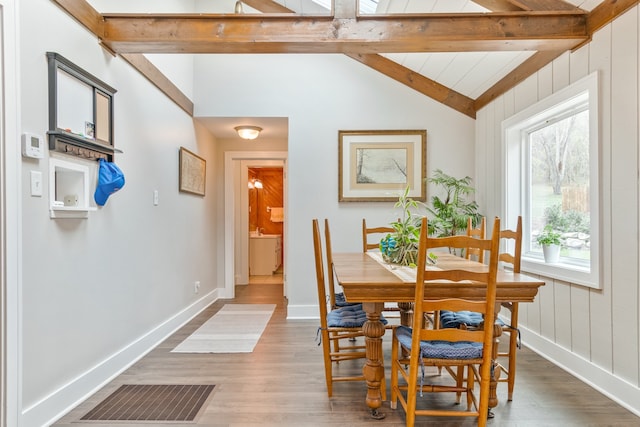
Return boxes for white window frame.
[502,71,601,289]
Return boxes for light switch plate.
[30,171,42,197]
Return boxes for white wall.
[193,53,476,318]
[476,6,640,416]
[19,1,219,425]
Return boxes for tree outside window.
[528,107,591,263]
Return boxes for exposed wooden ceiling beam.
[52,0,193,118]
[347,53,476,119]
[120,54,194,115]
[474,0,639,110]
[588,0,639,33]
[98,13,588,54]
[53,0,103,35]
[249,1,477,118]
[474,50,566,110]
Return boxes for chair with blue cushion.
[390,217,501,427]
[430,216,486,332]
[439,216,523,401]
[312,219,388,398]
[496,216,523,401]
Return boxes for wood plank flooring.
[53,280,639,426]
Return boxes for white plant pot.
[542,244,560,263]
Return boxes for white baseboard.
[23,290,219,427]
[286,304,318,319]
[520,324,640,418]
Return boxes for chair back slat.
[417,327,486,343]
[465,216,486,263]
[362,218,394,252]
[421,269,491,283]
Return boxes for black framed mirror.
[47,52,120,161]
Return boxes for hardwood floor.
[54,281,639,426]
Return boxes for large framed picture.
[179,147,206,196]
[338,130,426,202]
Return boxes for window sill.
[521,257,600,289]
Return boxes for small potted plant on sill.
[537,225,562,263]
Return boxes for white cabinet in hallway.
[249,234,282,275]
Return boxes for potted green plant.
[425,169,482,238]
[537,225,562,263]
[425,170,482,257]
[379,186,423,267]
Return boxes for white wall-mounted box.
[48,157,95,218]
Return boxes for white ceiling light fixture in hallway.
[235,125,262,140]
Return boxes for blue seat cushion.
[334,292,360,307]
[440,310,483,329]
[440,310,506,329]
[327,304,388,328]
[395,325,483,359]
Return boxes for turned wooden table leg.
[362,302,386,419]
[397,302,413,326]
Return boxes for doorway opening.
[248,166,284,285]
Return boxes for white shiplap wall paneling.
[610,8,639,387]
[587,22,614,372]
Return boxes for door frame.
[224,151,288,299]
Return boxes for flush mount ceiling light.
[248,178,263,189]
[235,125,262,140]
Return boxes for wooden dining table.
[332,251,545,419]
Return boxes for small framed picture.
[179,147,206,196]
[85,121,95,139]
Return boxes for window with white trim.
[503,72,600,288]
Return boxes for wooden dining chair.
[434,216,486,333]
[362,218,394,252]
[312,218,388,398]
[362,218,405,318]
[390,216,501,427]
[465,216,486,263]
[496,215,523,401]
[439,216,523,402]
